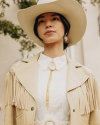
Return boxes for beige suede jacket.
[4,52,100,125]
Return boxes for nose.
[45,20,52,28]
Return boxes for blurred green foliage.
[0,20,25,39]
[90,0,100,6]
[76,0,99,6]
[13,0,37,9]
[0,0,36,56]
[0,0,9,18]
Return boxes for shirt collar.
[38,52,67,71]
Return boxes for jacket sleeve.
[4,68,31,125]
[4,71,16,125]
[89,74,100,125]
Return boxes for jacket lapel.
[66,55,89,92]
[12,52,41,104]
[12,52,89,104]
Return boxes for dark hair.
[34,13,70,50]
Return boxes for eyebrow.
[38,13,59,20]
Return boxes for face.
[37,12,65,45]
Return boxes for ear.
[65,32,68,36]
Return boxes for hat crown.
[37,0,57,5]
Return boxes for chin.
[44,41,58,45]
[43,38,59,44]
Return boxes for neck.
[43,41,65,58]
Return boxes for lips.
[45,30,55,35]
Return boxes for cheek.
[57,23,65,37]
[37,26,43,38]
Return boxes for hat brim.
[17,0,87,47]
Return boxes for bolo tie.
[45,60,56,108]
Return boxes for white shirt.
[34,52,70,122]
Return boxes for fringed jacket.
[4,52,100,125]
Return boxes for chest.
[36,66,70,120]
[37,65,68,96]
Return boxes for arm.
[89,75,100,125]
[4,105,16,125]
[4,71,16,125]
[89,109,100,125]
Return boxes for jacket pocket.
[16,113,23,120]
[80,114,90,125]
[16,108,24,125]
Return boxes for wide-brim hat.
[17,0,87,47]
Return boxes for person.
[4,0,100,125]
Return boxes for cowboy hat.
[17,0,87,47]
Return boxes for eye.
[38,20,45,24]
[52,17,59,21]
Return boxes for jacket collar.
[66,56,89,92]
[12,52,89,104]
[12,53,40,105]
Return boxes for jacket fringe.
[78,74,100,115]
[5,70,30,110]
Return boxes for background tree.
[0,0,36,56]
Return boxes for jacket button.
[73,109,75,112]
[31,107,34,111]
